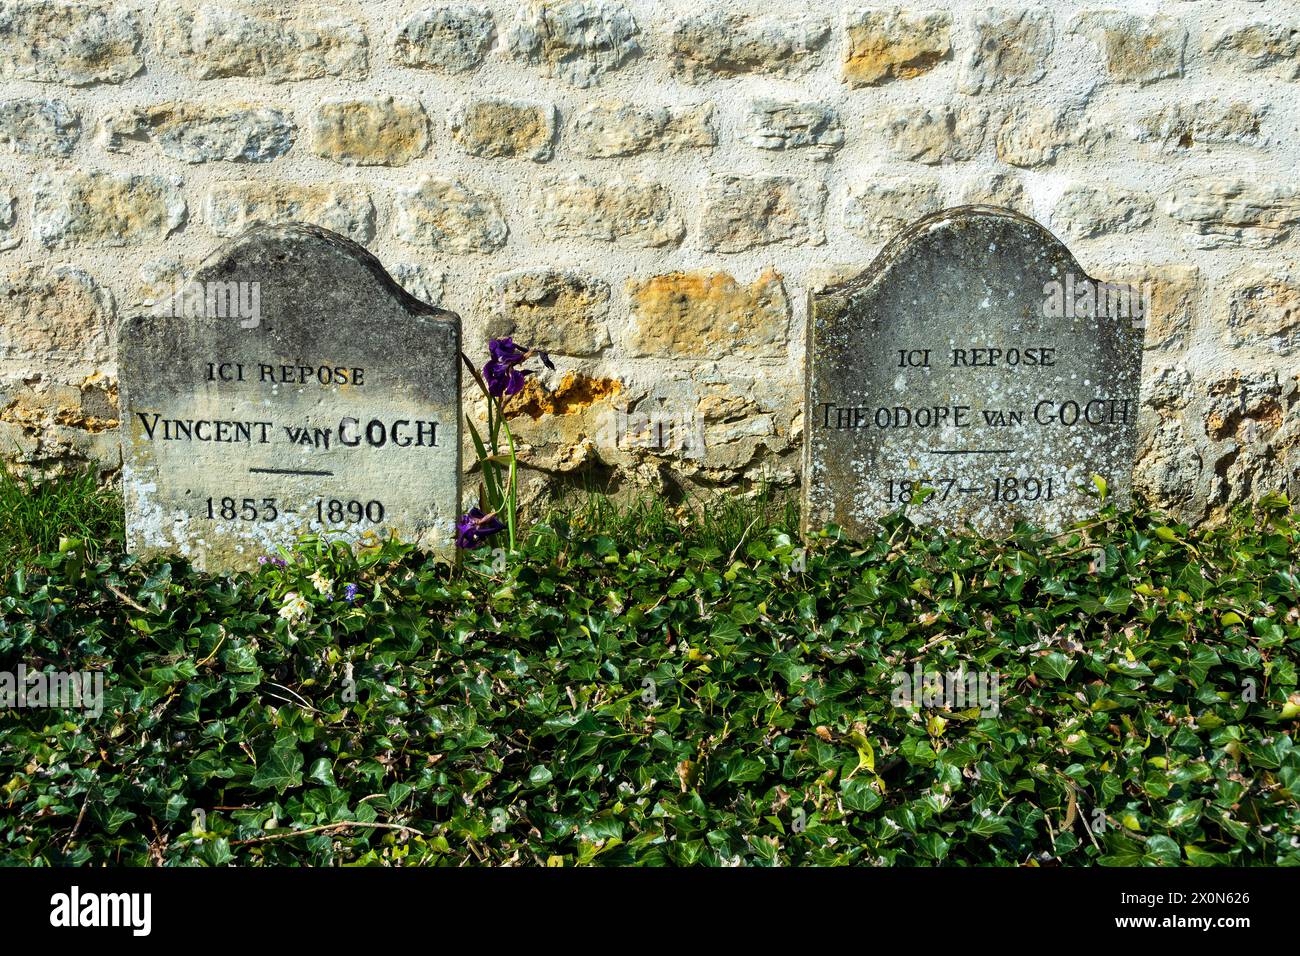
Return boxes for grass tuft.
[0,467,123,568]
[536,483,799,558]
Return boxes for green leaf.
[1035,652,1076,682]
[1144,835,1182,866]
[250,733,304,794]
[727,757,765,783]
[841,777,883,813]
[968,812,1013,837]
[306,758,335,787]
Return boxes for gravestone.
[119,223,461,571]
[803,206,1144,538]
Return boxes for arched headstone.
[803,206,1144,538]
[119,223,461,571]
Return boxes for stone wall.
[0,0,1296,522]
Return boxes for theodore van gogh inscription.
[119,223,461,571]
[802,206,1144,538]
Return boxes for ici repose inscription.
[803,206,1145,538]
[119,223,461,571]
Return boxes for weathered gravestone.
[119,223,461,571]
[803,206,1144,538]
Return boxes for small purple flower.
[482,337,554,399]
[456,508,506,549]
[483,360,531,398]
[258,555,288,567]
[343,583,359,603]
[489,337,527,363]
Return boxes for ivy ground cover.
[1,495,1297,866]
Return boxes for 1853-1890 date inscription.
[204,496,386,525]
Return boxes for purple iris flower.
[483,361,531,398]
[489,337,527,363]
[456,508,506,549]
[482,337,554,399]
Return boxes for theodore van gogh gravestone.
[120,223,461,571]
[803,206,1144,538]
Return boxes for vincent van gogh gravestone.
[120,223,461,571]
[803,206,1144,538]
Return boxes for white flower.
[279,592,309,623]
[308,570,333,596]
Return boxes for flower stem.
[500,412,519,551]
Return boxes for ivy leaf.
[306,758,335,788]
[1144,835,1182,866]
[968,812,1013,837]
[841,777,883,813]
[1035,652,1076,682]
[250,733,304,794]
